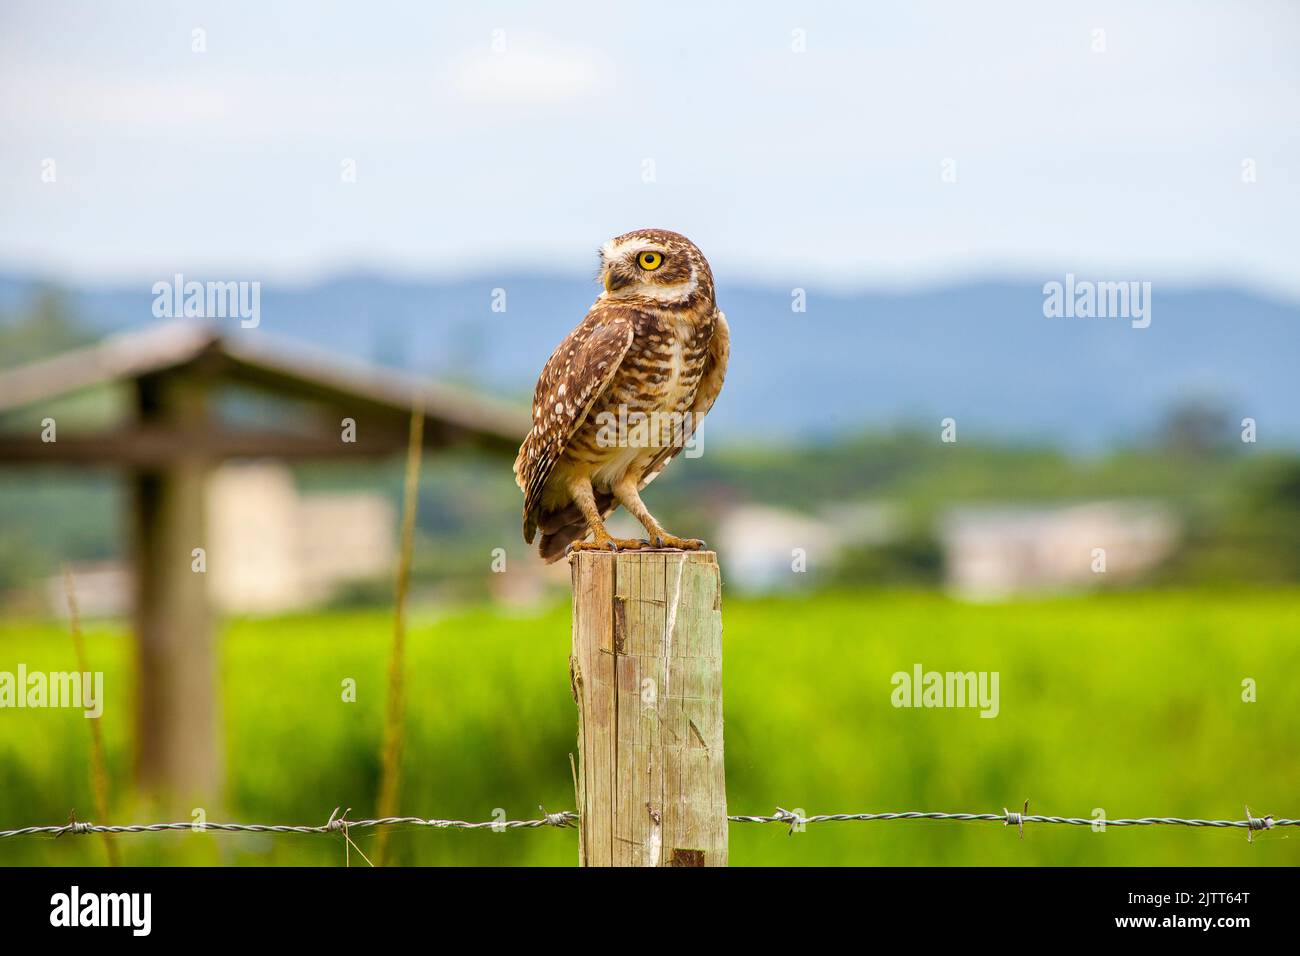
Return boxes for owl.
[513,228,730,563]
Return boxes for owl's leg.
[613,475,706,552]
[564,474,648,555]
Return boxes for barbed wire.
[734,804,1293,842]
[2,804,1291,842]
[0,808,580,840]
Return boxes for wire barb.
[539,806,575,829]
[1003,800,1029,839]
[55,810,93,838]
[773,806,806,835]
[1244,805,1274,843]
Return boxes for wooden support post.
[131,372,220,809]
[569,550,727,866]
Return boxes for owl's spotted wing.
[640,308,730,488]
[514,308,635,541]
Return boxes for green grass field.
[1,588,1297,866]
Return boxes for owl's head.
[599,229,714,306]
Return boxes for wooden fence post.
[569,550,727,866]
[131,370,220,810]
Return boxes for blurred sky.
[1,1,1297,297]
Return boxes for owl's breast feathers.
[513,299,729,543]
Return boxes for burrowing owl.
[513,228,729,563]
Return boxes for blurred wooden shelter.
[0,320,527,808]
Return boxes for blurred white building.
[939,501,1179,601]
[51,462,395,616]
[715,501,901,592]
[206,463,394,613]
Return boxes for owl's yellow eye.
[638,251,663,271]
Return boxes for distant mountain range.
[2,271,1297,449]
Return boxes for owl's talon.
[608,537,651,551]
[565,537,616,556]
[648,533,707,552]
[567,534,651,556]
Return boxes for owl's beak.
[604,266,632,294]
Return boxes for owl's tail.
[533,492,617,564]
